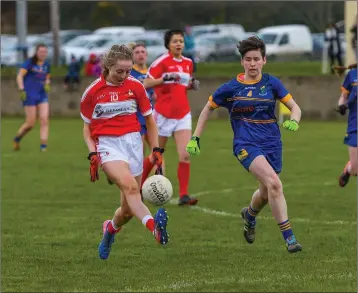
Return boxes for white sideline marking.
[168,202,356,226]
[193,181,337,198]
[169,180,356,226]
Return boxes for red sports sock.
[142,215,155,232]
[141,156,155,186]
[107,221,121,234]
[178,162,190,198]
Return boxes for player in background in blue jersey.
[334,63,357,187]
[130,43,156,153]
[14,43,51,152]
[186,36,302,253]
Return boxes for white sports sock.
[141,215,153,226]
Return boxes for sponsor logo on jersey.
[92,100,137,119]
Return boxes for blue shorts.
[140,124,147,136]
[344,132,357,147]
[23,93,48,106]
[233,142,282,174]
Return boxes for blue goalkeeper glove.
[186,136,200,156]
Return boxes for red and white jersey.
[80,75,152,138]
[148,52,193,119]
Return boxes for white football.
[142,175,173,206]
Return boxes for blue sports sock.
[246,205,258,223]
[40,144,47,149]
[278,219,293,240]
[14,136,22,143]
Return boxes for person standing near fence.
[13,43,51,152]
[324,22,343,74]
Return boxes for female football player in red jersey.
[80,45,169,260]
[142,29,200,206]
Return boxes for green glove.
[186,136,200,156]
[44,84,50,93]
[20,90,26,101]
[283,119,299,131]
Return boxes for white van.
[192,24,246,41]
[93,26,146,37]
[257,25,313,59]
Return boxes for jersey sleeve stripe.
[280,93,292,104]
[182,56,193,63]
[208,95,219,108]
[149,53,169,68]
[81,77,101,102]
[80,113,91,123]
[146,72,155,79]
[142,109,152,116]
[341,86,350,94]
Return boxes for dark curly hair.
[237,36,266,58]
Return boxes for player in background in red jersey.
[80,45,169,260]
[142,29,200,206]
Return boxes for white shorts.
[153,110,192,137]
[96,132,143,177]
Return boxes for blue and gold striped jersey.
[131,65,154,126]
[341,68,357,134]
[209,73,292,147]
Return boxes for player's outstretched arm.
[186,102,216,155]
[83,122,99,182]
[282,98,301,131]
[143,73,180,89]
[83,122,96,152]
[145,114,160,150]
[143,77,164,89]
[145,114,164,169]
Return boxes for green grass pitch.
[1,118,356,292]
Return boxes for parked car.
[194,34,240,62]
[89,33,166,65]
[92,26,145,37]
[1,34,53,66]
[61,34,113,64]
[41,30,92,46]
[191,24,246,40]
[258,25,313,59]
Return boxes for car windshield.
[65,37,92,47]
[259,33,277,45]
[197,38,216,46]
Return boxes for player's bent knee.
[122,181,140,198]
[179,151,190,162]
[266,174,283,196]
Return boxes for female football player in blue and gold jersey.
[14,43,51,152]
[334,63,357,187]
[130,43,155,148]
[186,36,302,253]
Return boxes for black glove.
[336,104,348,116]
[163,73,180,82]
[190,77,200,90]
